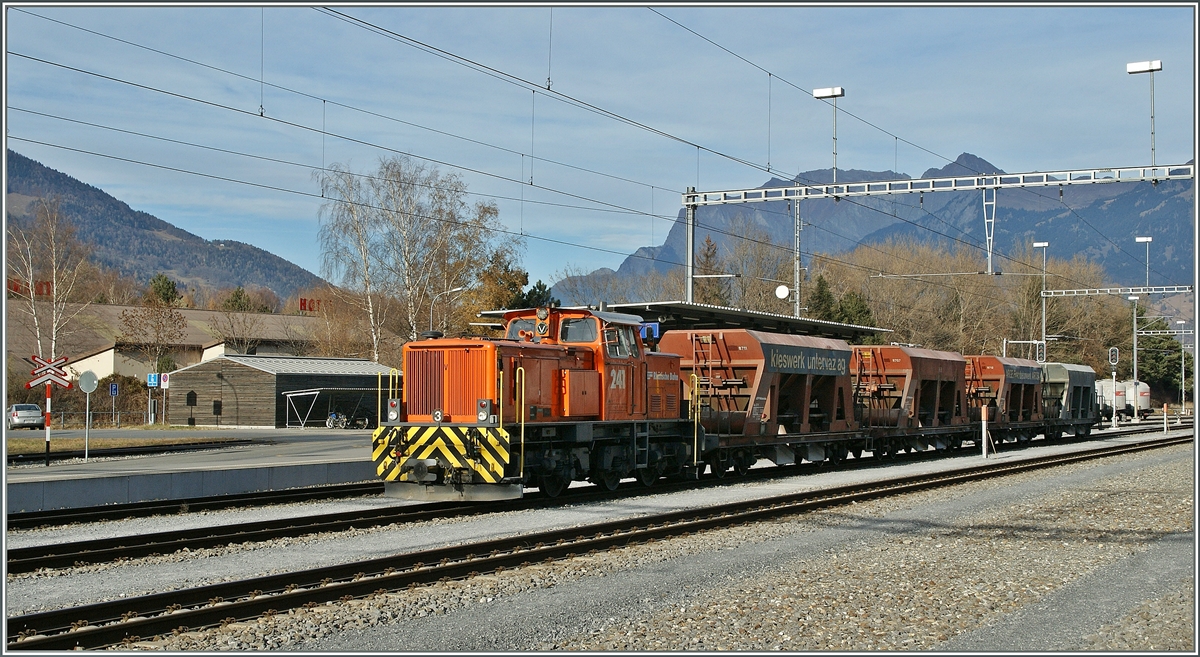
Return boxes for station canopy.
[482,300,890,341]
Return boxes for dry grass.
[6,435,243,455]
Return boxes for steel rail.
[8,432,1189,650]
[6,423,1172,568]
[5,482,385,530]
[5,440,255,466]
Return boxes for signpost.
[160,373,170,426]
[78,371,99,462]
[110,382,119,427]
[147,373,159,424]
[25,355,71,466]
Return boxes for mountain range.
[564,153,1194,304]
[5,149,324,300]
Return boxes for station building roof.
[172,354,394,377]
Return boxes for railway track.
[5,440,255,466]
[8,431,1190,651]
[6,481,385,530]
[7,423,1177,572]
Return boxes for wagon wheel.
[590,469,621,492]
[708,458,728,479]
[539,473,569,498]
[733,452,751,477]
[636,468,658,487]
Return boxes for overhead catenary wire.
[649,6,1185,285]
[10,135,1039,314]
[11,9,1183,288]
[13,47,1177,294]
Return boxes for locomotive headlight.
[477,409,489,423]
[389,410,399,421]
[476,399,493,423]
[536,307,549,320]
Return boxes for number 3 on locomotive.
[609,369,627,389]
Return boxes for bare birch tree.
[318,163,389,361]
[5,197,92,359]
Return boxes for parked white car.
[7,404,45,430]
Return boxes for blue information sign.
[109,382,119,397]
[147,373,159,388]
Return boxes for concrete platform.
[5,431,376,514]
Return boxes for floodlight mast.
[1034,241,1049,346]
[813,87,845,184]
[1127,60,1162,167]
[1135,236,1153,287]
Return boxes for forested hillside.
[6,150,323,299]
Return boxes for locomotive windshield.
[560,317,598,343]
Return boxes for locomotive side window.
[560,318,598,343]
[604,328,627,357]
[621,326,640,358]
[604,325,640,358]
[506,319,536,340]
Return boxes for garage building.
[168,354,397,428]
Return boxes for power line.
[10,136,1030,315]
[649,7,1185,283]
[7,106,665,220]
[12,10,1182,289]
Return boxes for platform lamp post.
[1135,236,1153,287]
[813,87,845,184]
[1178,320,1188,414]
[1034,241,1049,344]
[1126,60,1162,167]
[430,286,465,332]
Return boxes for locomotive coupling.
[400,458,438,482]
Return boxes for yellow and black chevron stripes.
[372,424,511,484]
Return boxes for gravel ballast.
[87,441,1194,652]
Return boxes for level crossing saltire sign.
[26,354,71,389]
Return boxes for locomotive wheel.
[636,468,658,487]
[539,474,569,498]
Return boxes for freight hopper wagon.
[964,355,1045,444]
[850,345,972,455]
[373,307,692,501]
[657,330,859,474]
[1041,362,1098,438]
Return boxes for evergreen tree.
[694,235,729,306]
[147,273,180,306]
[512,280,559,308]
[806,275,837,321]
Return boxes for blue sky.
[4,4,1195,288]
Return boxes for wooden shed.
[168,354,396,428]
